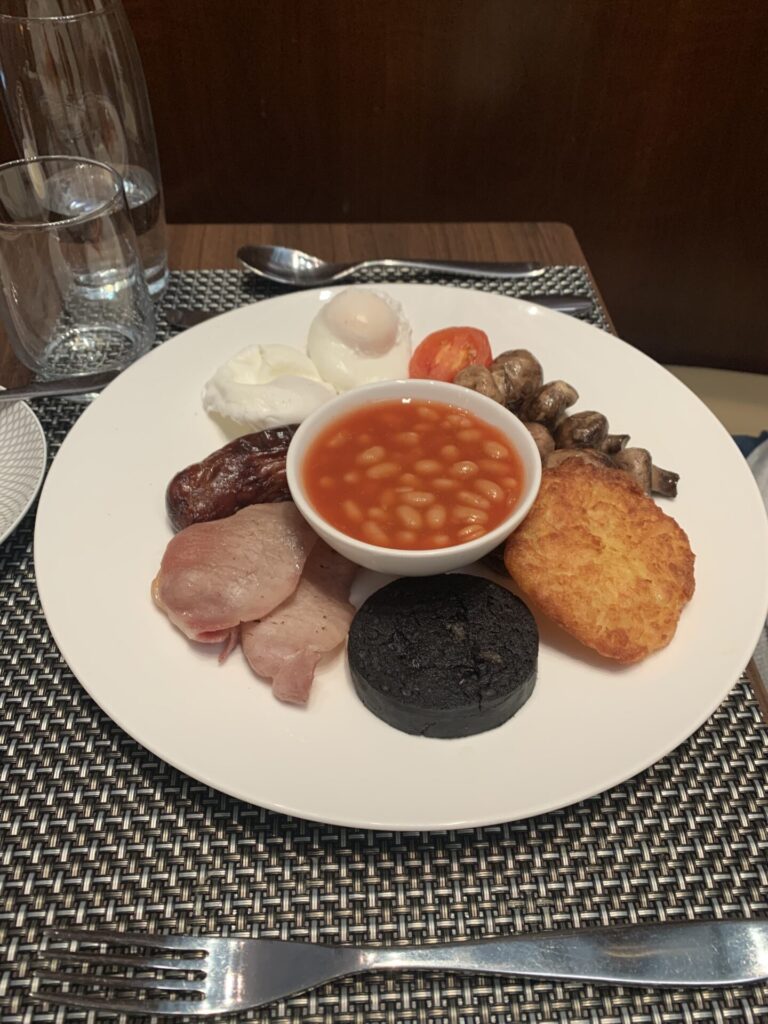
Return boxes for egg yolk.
[322,289,399,355]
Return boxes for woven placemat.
[1,269,767,1024]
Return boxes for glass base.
[39,325,150,378]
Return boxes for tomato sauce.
[303,399,524,549]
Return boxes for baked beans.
[303,399,524,549]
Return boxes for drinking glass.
[0,156,154,379]
[0,0,168,296]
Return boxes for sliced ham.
[241,541,357,704]
[152,503,316,648]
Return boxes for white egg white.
[203,343,335,429]
[216,344,325,385]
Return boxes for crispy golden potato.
[504,460,695,663]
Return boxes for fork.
[35,921,768,1016]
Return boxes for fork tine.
[36,970,205,995]
[34,991,210,1017]
[46,928,207,954]
[46,949,206,972]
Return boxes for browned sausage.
[166,425,297,531]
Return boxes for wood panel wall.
[2,0,766,372]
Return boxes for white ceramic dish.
[0,396,47,546]
[34,284,768,830]
[286,378,542,575]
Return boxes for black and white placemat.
[1,269,766,1024]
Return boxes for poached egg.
[307,288,411,391]
[203,344,335,429]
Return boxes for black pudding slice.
[348,574,538,738]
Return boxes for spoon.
[238,245,544,288]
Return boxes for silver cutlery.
[165,291,593,331]
[35,920,768,1016]
[238,244,546,287]
[0,369,120,403]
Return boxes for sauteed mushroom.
[553,411,608,449]
[524,421,556,460]
[490,348,543,382]
[651,464,680,498]
[524,380,579,427]
[545,449,615,471]
[451,347,680,497]
[599,433,630,454]
[610,449,677,497]
[489,349,544,411]
[453,365,505,404]
[613,448,652,495]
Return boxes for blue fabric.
[733,431,768,458]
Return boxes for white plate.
[34,285,768,830]
[0,397,47,546]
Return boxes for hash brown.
[504,460,695,663]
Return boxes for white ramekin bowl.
[286,378,542,576]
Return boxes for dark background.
[2,0,766,372]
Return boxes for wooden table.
[166,221,592,276]
[1,220,765,711]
